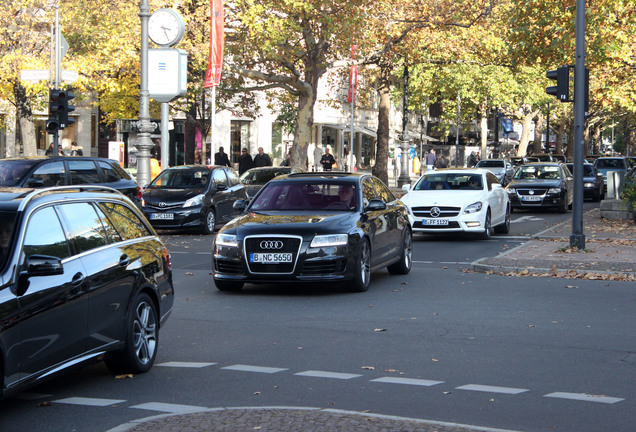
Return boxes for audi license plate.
[250,253,293,263]
[150,213,174,220]
[521,196,542,202]
[424,219,449,226]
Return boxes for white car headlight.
[464,201,483,214]
[183,194,204,208]
[506,188,516,194]
[548,188,562,194]
[216,233,238,247]
[310,234,348,248]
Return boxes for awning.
[320,124,378,139]
[390,130,439,142]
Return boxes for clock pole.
[136,0,156,187]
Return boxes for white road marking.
[456,384,529,395]
[222,364,288,374]
[543,392,624,404]
[156,361,217,368]
[130,402,211,413]
[295,370,362,380]
[371,377,444,387]
[55,397,126,406]
[510,215,544,224]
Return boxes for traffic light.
[48,88,75,130]
[546,66,570,102]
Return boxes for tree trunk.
[14,81,37,156]
[372,63,391,185]
[479,98,488,158]
[516,110,537,157]
[555,122,565,155]
[533,112,544,154]
[565,122,574,160]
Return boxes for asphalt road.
[3,202,635,432]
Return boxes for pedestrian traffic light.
[546,66,570,102]
[48,88,75,129]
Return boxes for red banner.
[204,0,224,88]
[347,44,357,102]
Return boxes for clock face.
[148,9,184,47]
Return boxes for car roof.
[0,185,130,213]
[424,168,490,174]
[271,172,363,183]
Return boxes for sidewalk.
[470,208,636,280]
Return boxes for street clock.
[148,8,185,47]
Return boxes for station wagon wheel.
[105,293,158,374]
[350,238,371,292]
[494,206,511,234]
[387,228,412,275]
[202,207,216,234]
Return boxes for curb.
[105,406,522,432]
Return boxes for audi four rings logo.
[430,206,441,218]
[260,241,284,250]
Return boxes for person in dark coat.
[253,147,272,167]
[214,146,231,167]
[238,148,254,174]
[320,147,336,171]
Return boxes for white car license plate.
[150,213,174,220]
[521,195,542,202]
[424,219,449,226]
[250,253,292,263]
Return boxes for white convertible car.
[400,168,510,239]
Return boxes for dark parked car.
[239,166,305,198]
[141,165,248,234]
[566,163,604,201]
[593,157,630,190]
[505,162,573,212]
[0,156,141,203]
[213,172,412,292]
[0,185,174,398]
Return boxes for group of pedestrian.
[467,151,481,167]
[215,146,274,175]
[45,141,83,156]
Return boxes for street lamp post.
[136,0,156,187]
[397,65,411,188]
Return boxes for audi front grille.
[244,235,303,274]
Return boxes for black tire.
[558,197,568,213]
[494,206,511,234]
[478,210,492,240]
[105,293,158,374]
[350,238,371,292]
[215,279,244,291]
[202,208,216,235]
[387,228,412,275]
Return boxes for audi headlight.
[310,234,348,248]
[183,194,204,208]
[548,188,561,194]
[463,201,483,214]
[216,234,238,248]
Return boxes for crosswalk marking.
[55,397,126,406]
[157,361,217,368]
[222,364,288,374]
[295,370,362,380]
[543,392,624,404]
[130,402,211,413]
[457,384,529,395]
[371,377,444,387]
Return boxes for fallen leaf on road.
[374,328,386,332]
[361,366,375,370]
[116,374,133,379]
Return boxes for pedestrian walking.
[214,146,232,167]
[280,153,291,166]
[320,147,336,171]
[70,142,83,156]
[253,147,272,167]
[45,143,55,155]
[238,148,254,174]
[425,149,436,171]
[435,154,448,169]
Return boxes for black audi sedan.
[0,185,173,398]
[505,162,573,212]
[141,165,248,234]
[566,163,604,201]
[213,172,412,292]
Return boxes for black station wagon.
[0,185,174,398]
